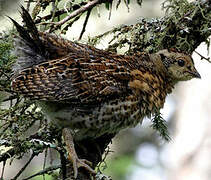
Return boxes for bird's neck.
[149,53,177,93]
[128,54,176,112]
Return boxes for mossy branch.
[90,0,211,55]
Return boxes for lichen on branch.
[89,0,211,55]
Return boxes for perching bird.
[10,6,201,179]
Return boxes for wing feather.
[12,53,132,104]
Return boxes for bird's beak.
[188,68,201,79]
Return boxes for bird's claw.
[62,128,96,179]
[70,155,96,179]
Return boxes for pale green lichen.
[89,0,211,55]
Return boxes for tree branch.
[90,0,211,55]
[54,0,103,26]
[78,8,92,40]
[34,2,87,24]
[11,153,36,180]
[22,164,62,180]
[37,0,107,32]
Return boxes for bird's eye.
[177,59,185,67]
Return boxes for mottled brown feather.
[10,11,200,138]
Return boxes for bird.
[10,6,201,179]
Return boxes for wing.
[11,52,132,104]
[10,6,135,104]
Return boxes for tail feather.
[19,6,44,54]
[7,16,34,47]
[10,6,105,74]
[9,6,47,74]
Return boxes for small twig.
[11,153,36,180]
[116,0,121,9]
[22,164,62,180]
[42,149,48,180]
[0,69,12,80]
[38,21,56,26]
[0,87,15,94]
[57,0,101,26]
[46,1,59,32]
[108,1,112,20]
[26,0,31,11]
[59,149,67,179]
[0,161,6,180]
[124,0,130,12]
[49,0,104,32]
[61,16,81,34]
[194,50,211,62]
[97,146,113,172]
[2,95,18,102]
[97,6,101,17]
[0,126,59,163]
[34,2,87,24]
[78,8,92,40]
[35,10,66,24]
[64,0,72,15]
[50,1,57,22]
[0,100,31,119]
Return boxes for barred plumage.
[10,6,201,178]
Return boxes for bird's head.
[156,49,201,82]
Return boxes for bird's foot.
[70,155,96,179]
[62,128,96,179]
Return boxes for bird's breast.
[40,95,145,137]
[129,69,168,111]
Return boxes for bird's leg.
[62,128,96,179]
